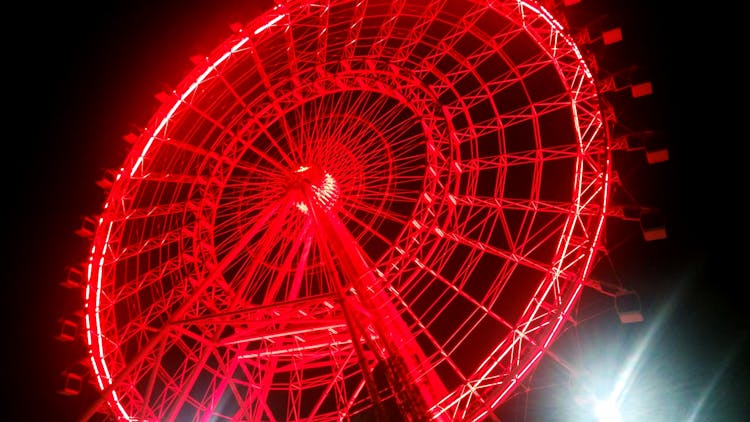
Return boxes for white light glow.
[594,399,621,422]
[254,14,285,35]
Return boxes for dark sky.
[4,1,746,421]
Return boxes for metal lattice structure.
[80,0,611,420]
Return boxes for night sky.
[4,1,747,421]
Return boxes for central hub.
[287,165,339,213]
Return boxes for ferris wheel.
[76,0,613,420]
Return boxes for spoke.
[106,224,185,263]
[133,171,209,186]
[246,38,302,165]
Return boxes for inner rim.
[191,82,441,307]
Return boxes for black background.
[4,1,747,421]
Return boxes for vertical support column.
[304,189,449,421]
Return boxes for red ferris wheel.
[77,0,614,420]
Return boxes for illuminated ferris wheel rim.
[82,0,611,420]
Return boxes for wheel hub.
[287,164,339,213]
